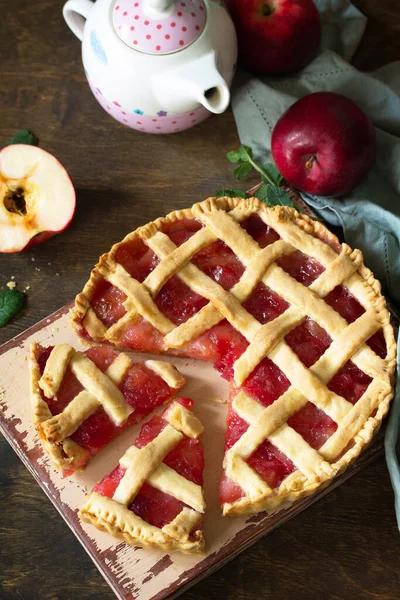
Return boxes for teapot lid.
[112,0,207,55]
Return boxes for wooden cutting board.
[0,301,391,600]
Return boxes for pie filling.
[36,344,180,463]
[75,213,388,507]
[92,398,204,536]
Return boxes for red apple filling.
[37,345,178,462]
[80,214,387,504]
[93,398,204,531]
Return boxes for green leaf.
[215,189,247,199]
[7,129,39,146]
[226,150,240,163]
[262,163,283,186]
[0,289,25,327]
[238,145,253,162]
[233,161,253,180]
[254,184,272,201]
[264,186,295,208]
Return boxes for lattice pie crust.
[80,401,205,553]
[30,343,185,472]
[70,197,396,516]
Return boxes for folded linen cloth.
[231,0,400,527]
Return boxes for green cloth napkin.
[231,0,400,527]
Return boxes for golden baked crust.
[71,197,396,516]
[29,342,186,472]
[79,400,205,554]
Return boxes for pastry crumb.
[31,257,35,261]
[6,281,16,289]
[10,275,15,280]
[35,267,41,272]
[24,285,31,291]
[212,396,227,404]
[56,272,60,276]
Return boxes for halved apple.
[0,144,76,253]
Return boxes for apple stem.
[305,155,316,169]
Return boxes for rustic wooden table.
[1,0,400,598]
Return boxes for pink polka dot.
[165,34,170,39]
[107,106,111,110]
[140,128,146,131]
[113,101,121,107]
[179,40,184,46]
[200,5,204,9]
[191,119,197,123]
[191,12,196,17]
[123,119,128,123]
[137,121,142,124]
[115,4,119,9]
[123,11,127,15]
[122,111,126,115]
[134,2,138,5]
[189,112,195,116]
[130,25,135,30]
[144,20,149,25]
[171,22,176,27]
[156,45,161,51]
[152,118,157,122]
[182,26,187,31]
[133,39,138,44]
[175,128,180,132]
[156,127,161,129]
[177,11,182,16]
[172,121,177,124]
[134,14,139,19]
[195,25,200,30]
[146,34,151,39]
[156,24,162,29]
[181,2,185,5]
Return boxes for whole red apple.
[0,144,75,253]
[228,0,321,74]
[271,92,376,197]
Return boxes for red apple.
[0,144,75,253]
[228,0,321,74]
[271,92,376,197]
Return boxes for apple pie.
[71,197,396,515]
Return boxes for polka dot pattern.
[88,77,211,133]
[112,0,206,54]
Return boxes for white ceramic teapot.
[63,0,237,133]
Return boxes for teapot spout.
[201,83,230,114]
[152,52,230,115]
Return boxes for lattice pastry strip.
[30,343,186,473]
[79,400,205,553]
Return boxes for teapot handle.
[63,0,93,42]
